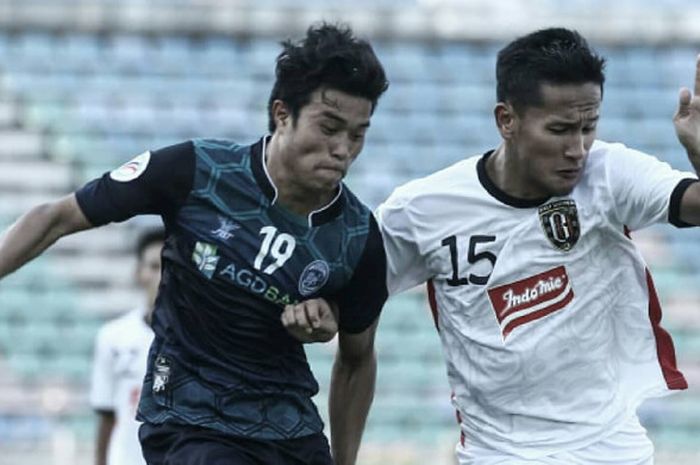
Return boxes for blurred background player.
[90,228,163,465]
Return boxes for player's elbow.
[39,194,92,237]
[336,341,376,369]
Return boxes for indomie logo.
[501,275,565,312]
[487,266,574,340]
[538,199,580,251]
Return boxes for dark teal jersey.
[75,137,388,439]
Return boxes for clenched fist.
[281,298,339,343]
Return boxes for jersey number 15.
[441,235,496,286]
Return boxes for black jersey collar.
[250,136,345,227]
[477,150,551,208]
[251,136,278,201]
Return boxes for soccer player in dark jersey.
[0,23,389,465]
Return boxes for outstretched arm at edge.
[329,318,379,465]
[0,193,92,279]
[674,55,700,226]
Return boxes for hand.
[674,54,700,161]
[281,298,339,343]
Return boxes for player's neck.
[488,144,548,201]
[265,138,337,217]
[276,187,336,217]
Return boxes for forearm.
[95,429,110,465]
[0,196,88,279]
[686,147,700,175]
[329,349,376,465]
[95,413,115,465]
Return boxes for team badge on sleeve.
[298,260,330,296]
[109,151,151,182]
[538,199,580,251]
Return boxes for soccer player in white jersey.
[90,228,164,465]
[375,28,700,464]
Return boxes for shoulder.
[379,155,481,220]
[191,138,251,164]
[112,139,198,188]
[374,154,482,241]
[148,140,197,165]
[588,139,654,164]
[586,139,670,180]
[391,155,479,203]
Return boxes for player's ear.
[271,100,291,131]
[495,102,517,140]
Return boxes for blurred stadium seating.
[0,1,699,464]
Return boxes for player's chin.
[549,186,576,198]
[313,171,345,190]
[549,177,579,196]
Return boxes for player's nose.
[564,133,586,161]
[330,136,352,162]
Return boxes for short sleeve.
[375,191,432,295]
[333,214,388,334]
[75,141,196,226]
[90,327,115,411]
[604,143,698,231]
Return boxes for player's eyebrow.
[320,111,371,128]
[550,114,599,125]
[320,111,346,124]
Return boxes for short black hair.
[135,228,165,260]
[267,23,389,132]
[496,28,606,112]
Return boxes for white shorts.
[455,415,654,465]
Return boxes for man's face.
[274,87,372,192]
[137,241,163,309]
[509,82,601,198]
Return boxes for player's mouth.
[556,168,581,180]
[316,165,346,176]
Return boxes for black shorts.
[139,422,334,465]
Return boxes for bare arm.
[679,182,700,226]
[0,193,92,279]
[94,410,115,465]
[674,55,700,225]
[329,318,379,465]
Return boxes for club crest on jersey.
[538,199,580,251]
[109,151,151,182]
[298,260,330,296]
[487,266,574,341]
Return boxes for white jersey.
[90,308,154,465]
[375,140,696,459]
